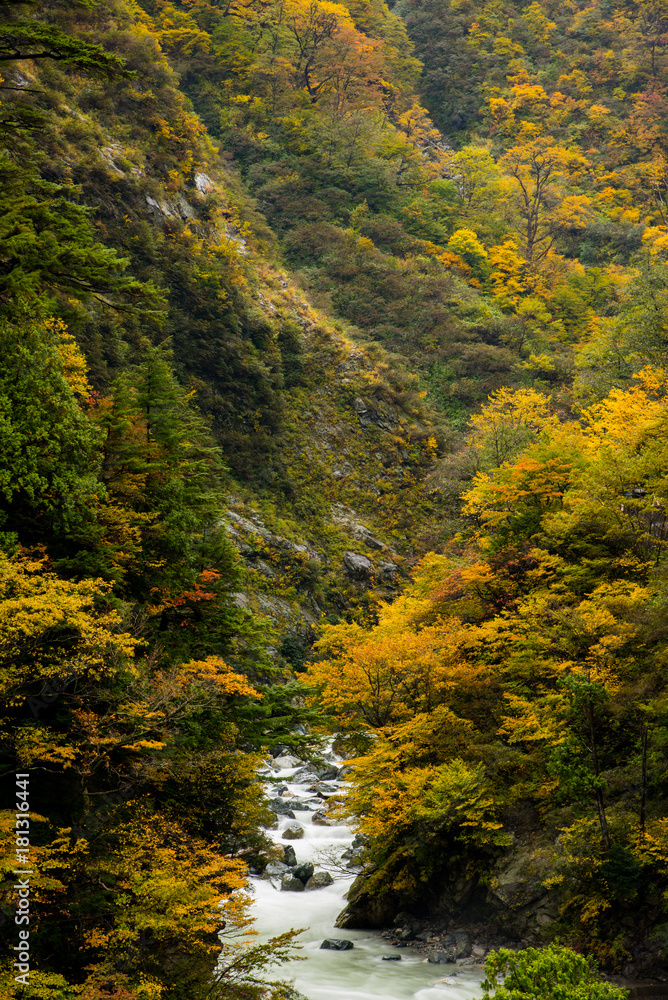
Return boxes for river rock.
[451,932,472,958]
[311,782,338,794]
[271,744,290,757]
[281,873,305,892]
[312,808,338,826]
[382,955,401,961]
[291,800,316,811]
[291,767,320,785]
[292,862,314,882]
[283,845,297,866]
[272,754,303,769]
[306,871,334,889]
[320,939,354,950]
[266,861,288,876]
[428,951,452,964]
[282,822,305,839]
[269,798,296,817]
[313,763,340,781]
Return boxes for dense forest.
[2,0,668,994]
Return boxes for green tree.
[482,945,628,1000]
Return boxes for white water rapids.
[249,751,484,1000]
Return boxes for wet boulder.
[291,767,321,785]
[281,873,305,892]
[283,845,297,866]
[282,822,305,840]
[320,939,353,950]
[292,863,314,883]
[306,871,334,889]
[312,809,338,826]
[269,798,296,818]
[266,862,288,876]
[313,763,340,781]
[272,754,303,769]
[311,782,338,794]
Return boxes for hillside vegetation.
[1,0,668,992]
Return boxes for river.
[249,750,484,1000]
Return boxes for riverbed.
[249,752,484,1000]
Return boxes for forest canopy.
[2,0,668,992]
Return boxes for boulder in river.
[381,955,401,961]
[292,862,314,882]
[428,951,452,964]
[320,939,353,950]
[269,798,296,817]
[291,767,320,785]
[313,763,340,781]
[283,845,297,866]
[282,822,305,840]
[281,873,305,892]
[311,782,338,794]
[266,862,288,876]
[312,808,338,826]
[306,871,334,889]
[272,754,303,769]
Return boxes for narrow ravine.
[249,748,484,1000]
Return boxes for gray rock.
[313,763,340,781]
[382,955,401,961]
[320,939,353,950]
[291,800,317,811]
[312,809,338,826]
[306,871,334,889]
[269,798,296,818]
[266,862,288,876]
[194,171,214,194]
[273,755,303,769]
[281,873,305,892]
[378,561,398,581]
[311,782,338,794]
[343,551,374,579]
[282,822,305,840]
[453,932,472,958]
[283,845,297,866]
[291,767,320,785]
[292,863,314,882]
[428,951,452,965]
[272,744,290,758]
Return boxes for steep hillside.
[3,0,668,994]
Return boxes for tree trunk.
[586,699,610,850]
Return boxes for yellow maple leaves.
[0,549,135,703]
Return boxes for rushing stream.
[249,750,484,1000]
